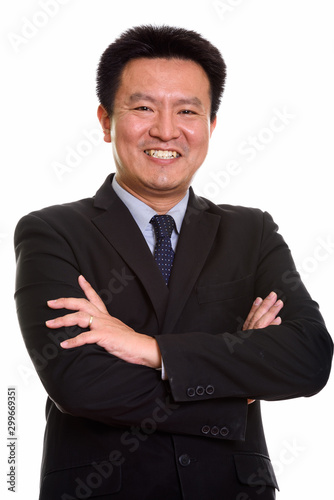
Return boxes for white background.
[1,0,333,498]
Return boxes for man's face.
[100,57,216,202]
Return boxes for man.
[14,25,332,500]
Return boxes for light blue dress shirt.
[112,176,189,254]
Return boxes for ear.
[97,105,112,143]
[210,116,217,137]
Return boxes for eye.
[134,106,152,112]
[179,109,196,115]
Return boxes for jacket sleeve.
[156,211,333,403]
[14,211,247,441]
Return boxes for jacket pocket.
[197,274,254,304]
[234,453,279,492]
[40,458,122,499]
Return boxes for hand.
[242,291,283,331]
[244,291,284,405]
[45,275,161,369]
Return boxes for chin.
[147,175,180,192]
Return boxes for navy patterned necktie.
[150,215,175,285]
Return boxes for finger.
[253,301,284,329]
[246,292,279,329]
[78,275,108,313]
[47,296,92,312]
[269,316,282,326]
[60,331,101,349]
[247,399,255,404]
[46,311,94,329]
[242,297,263,331]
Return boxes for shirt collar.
[111,176,189,234]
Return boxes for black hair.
[96,25,226,122]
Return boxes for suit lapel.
[92,175,169,327]
[162,191,221,334]
[91,176,221,334]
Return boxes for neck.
[115,176,188,214]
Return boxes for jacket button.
[179,454,191,466]
[220,427,229,437]
[196,385,205,396]
[211,426,220,436]
[201,425,210,435]
[187,387,195,397]
[206,385,215,395]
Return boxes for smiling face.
[98,57,216,208]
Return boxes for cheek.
[115,119,148,150]
[189,133,210,161]
[184,122,210,145]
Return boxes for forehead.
[116,57,211,103]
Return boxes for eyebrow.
[128,93,203,108]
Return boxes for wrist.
[144,337,162,369]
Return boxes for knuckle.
[71,334,83,345]
[252,311,263,323]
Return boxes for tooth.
[145,149,180,158]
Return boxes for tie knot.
[150,215,175,239]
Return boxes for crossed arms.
[14,206,333,437]
[46,275,284,373]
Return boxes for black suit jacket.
[14,174,332,500]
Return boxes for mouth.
[144,149,181,159]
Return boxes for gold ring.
[89,316,93,327]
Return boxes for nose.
[149,110,181,142]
